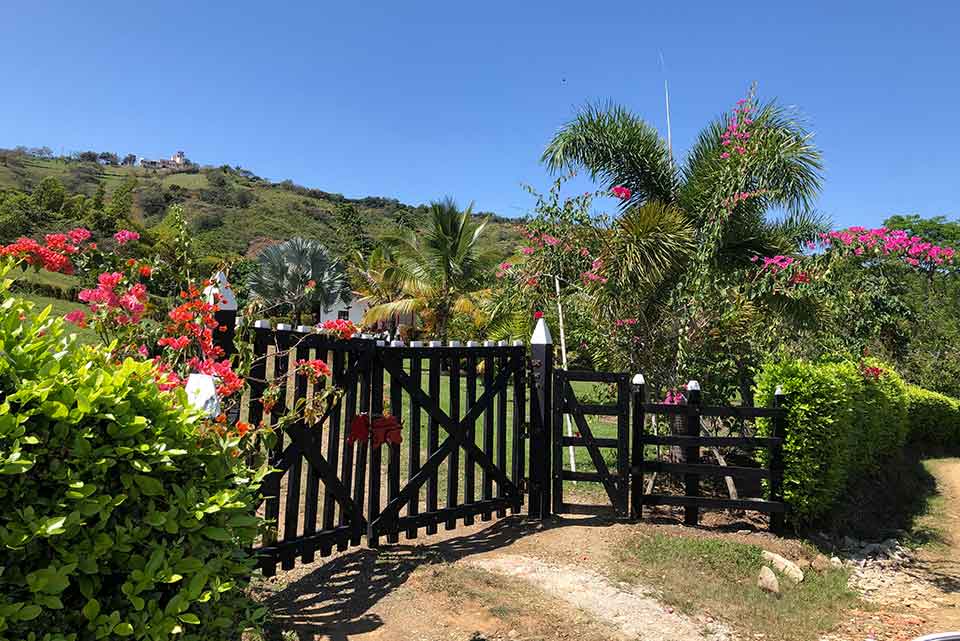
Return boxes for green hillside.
[0,150,520,261]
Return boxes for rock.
[795,557,811,570]
[761,550,804,583]
[507,630,518,639]
[830,556,843,568]
[811,554,832,572]
[758,566,780,594]
[736,529,753,535]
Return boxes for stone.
[758,566,780,595]
[830,556,843,568]
[507,630,519,639]
[795,557,811,570]
[736,529,753,535]
[761,550,804,583]
[811,554,832,572]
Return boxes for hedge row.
[906,384,960,448]
[754,358,909,525]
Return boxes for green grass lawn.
[611,533,857,641]
[18,293,98,344]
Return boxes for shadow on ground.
[256,515,617,641]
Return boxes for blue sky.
[1,2,958,228]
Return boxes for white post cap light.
[202,271,237,311]
[686,380,700,391]
[185,373,220,418]
[632,373,645,385]
[531,318,552,345]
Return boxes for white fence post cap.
[254,319,271,329]
[295,325,312,333]
[686,380,700,391]
[276,323,292,331]
[632,373,645,385]
[531,318,552,345]
[203,271,237,311]
[410,340,424,347]
[185,373,220,418]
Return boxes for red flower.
[534,311,543,320]
[64,309,87,327]
[611,186,632,200]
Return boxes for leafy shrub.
[906,384,960,449]
[755,357,908,526]
[0,294,265,640]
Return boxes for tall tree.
[365,198,494,340]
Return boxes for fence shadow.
[258,515,611,640]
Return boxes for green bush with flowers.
[0,240,267,639]
[754,357,909,526]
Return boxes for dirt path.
[830,457,960,640]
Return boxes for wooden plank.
[640,435,783,448]
[631,380,645,520]
[770,393,788,533]
[683,390,701,526]
[405,350,422,539]
[642,494,787,513]
[367,352,385,546]
[351,350,371,546]
[298,341,319,564]
[322,349,345,552]
[376,498,514,537]
[561,470,608,482]
[552,371,565,516]
[482,347,495,520]
[558,502,617,516]
[445,350,461,530]
[386,352,403,544]
[256,524,354,565]
[276,331,299,571]
[560,370,627,383]
[574,403,622,416]
[648,461,774,480]
[510,350,525,515]
[425,346,441,535]
[464,352,478,525]
[337,349,359,550]
[643,403,787,419]
[496,349,509,518]
[383,345,523,358]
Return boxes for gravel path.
[465,553,732,641]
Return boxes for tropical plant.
[364,198,494,340]
[542,88,828,384]
[247,237,351,324]
[347,245,403,332]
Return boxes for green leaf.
[200,527,232,542]
[113,622,134,636]
[18,604,42,621]
[133,475,164,496]
[82,598,100,620]
[178,613,200,625]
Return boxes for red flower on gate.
[347,413,403,446]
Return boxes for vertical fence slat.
[367,345,385,546]
[297,332,320,564]
[249,323,272,574]
[481,341,495,520]
[464,344,478,525]
[616,375,630,516]
[511,343,525,514]
[683,381,701,526]
[386,344,403,544]
[496,342,509,518]
[445,342,461,530]
[352,346,371,546]
[321,347,345,553]
[426,341,441,534]
[529,321,553,519]
[770,389,787,534]
[551,370,564,516]
[276,327,300,571]
[630,375,646,520]
[405,342,423,539]
[338,346,359,550]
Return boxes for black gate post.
[770,386,787,534]
[630,374,646,520]
[684,380,702,526]
[529,318,553,519]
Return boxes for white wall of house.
[315,295,367,326]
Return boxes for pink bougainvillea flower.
[521,246,535,255]
[113,229,140,245]
[611,185,631,200]
[64,309,87,327]
[533,311,543,320]
[720,152,731,159]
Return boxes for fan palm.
[364,198,494,340]
[248,237,351,325]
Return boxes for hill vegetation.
[0,147,520,263]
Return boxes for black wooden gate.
[552,370,630,516]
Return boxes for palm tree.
[347,246,404,333]
[542,91,828,380]
[364,198,494,341]
[248,237,351,325]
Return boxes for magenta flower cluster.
[751,254,795,273]
[720,99,754,159]
[819,227,957,268]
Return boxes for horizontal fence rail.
[631,381,789,532]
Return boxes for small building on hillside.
[140,150,187,169]
[314,295,367,327]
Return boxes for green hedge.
[0,295,266,640]
[755,358,908,526]
[906,384,960,449]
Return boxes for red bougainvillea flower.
[158,336,191,350]
[521,246,535,255]
[533,311,543,320]
[113,229,140,245]
[67,227,92,244]
[297,358,332,384]
[611,186,631,200]
[321,319,358,340]
[526,277,539,287]
[64,309,87,327]
[139,265,153,278]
